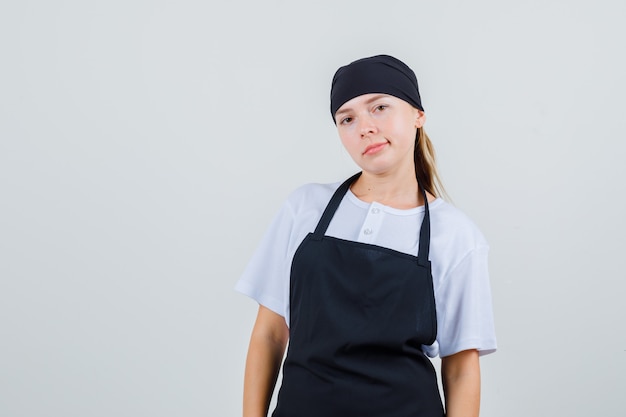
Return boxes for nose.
[359,115,378,138]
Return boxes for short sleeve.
[234,200,296,322]
[434,245,497,357]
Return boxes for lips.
[363,141,389,155]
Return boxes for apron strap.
[417,179,430,267]
[313,172,362,239]
[313,172,431,267]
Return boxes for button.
[363,228,373,235]
[371,208,380,214]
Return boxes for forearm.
[441,349,481,417]
[243,307,289,417]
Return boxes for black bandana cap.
[330,54,424,123]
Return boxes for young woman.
[236,55,497,417]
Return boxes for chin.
[358,164,394,176]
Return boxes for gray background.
[1,0,625,416]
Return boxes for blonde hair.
[414,128,449,200]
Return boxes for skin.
[442,349,481,417]
[334,93,431,207]
[243,93,481,417]
[243,306,288,417]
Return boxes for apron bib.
[272,173,444,417]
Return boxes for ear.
[415,110,426,129]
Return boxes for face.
[335,93,425,176]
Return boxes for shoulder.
[432,200,488,244]
[283,181,343,214]
[430,199,489,263]
[264,180,344,241]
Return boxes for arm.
[441,349,481,417]
[243,305,289,417]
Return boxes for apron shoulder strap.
[313,172,362,239]
[417,181,431,267]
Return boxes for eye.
[340,116,353,125]
[375,104,388,112]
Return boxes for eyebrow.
[335,94,389,116]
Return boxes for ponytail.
[414,128,448,200]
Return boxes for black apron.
[272,172,444,417]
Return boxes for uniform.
[236,174,497,416]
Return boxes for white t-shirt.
[235,181,497,358]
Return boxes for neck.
[351,168,426,209]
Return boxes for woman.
[236,55,497,417]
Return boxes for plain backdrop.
[1,1,625,416]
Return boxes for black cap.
[330,55,424,122]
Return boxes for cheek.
[338,130,359,151]
[387,119,415,141]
